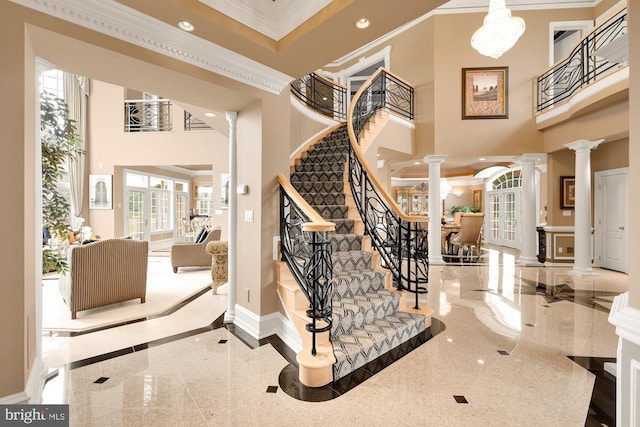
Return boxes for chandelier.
[471,0,525,59]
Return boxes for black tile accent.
[517,277,621,313]
[497,350,509,355]
[277,318,445,402]
[45,285,214,337]
[568,356,616,426]
[93,377,109,384]
[218,339,228,344]
[453,395,468,404]
[266,386,278,393]
[524,323,535,327]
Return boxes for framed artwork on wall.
[472,189,483,212]
[89,174,112,210]
[560,176,576,208]
[462,66,508,119]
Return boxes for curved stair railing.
[347,67,427,310]
[278,174,334,356]
[291,72,348,121]
[536,6,627,113]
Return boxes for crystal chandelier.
[471,0,525,59]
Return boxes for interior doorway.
[594,168,628,273]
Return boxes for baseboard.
[0,360,49,404]
[609,292,640,346]
[234,305,302,353]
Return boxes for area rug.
[42,256,212,333]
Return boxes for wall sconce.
[453,191,463,198]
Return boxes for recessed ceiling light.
[355,18,370,29]
[414,161,421,165]
[479,157,486,161]
[204,112,216,117]
[178,21,195,32]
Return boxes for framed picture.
[560,176,575,209]
[89,174,112,210]
[472,189,482,212]
[220,173,230,209]
[462,66,508,119]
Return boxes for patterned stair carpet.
[291,124,426,381]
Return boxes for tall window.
[195,185,213,216]
[149,177,171,232]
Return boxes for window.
[195,185,213,216]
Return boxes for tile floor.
[41,246,626,426]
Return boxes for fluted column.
[225,111,238,322]
[425,155,448,265]
[565,139,603,276]
[516,154,546,265]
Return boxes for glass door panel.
[127,190,146,240]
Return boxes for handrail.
[124,99,172,132]
[347,67,428,309]
[277,174,334,357]
[291,72,348,121]
[536,6,627,113]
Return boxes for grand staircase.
[286,123,428,383]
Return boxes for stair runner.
[291,124,426,381]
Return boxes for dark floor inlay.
[568,356,616,427]
[497,350,509,355]
[218,339,228,344]
[453,395,468,404]
[517,277,620,313]
[94,377,109,384]
[266,386,278,393]
[524,323,535,327]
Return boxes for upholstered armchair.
[171,225,221,273]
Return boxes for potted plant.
[451,205,480,214]
[41,92,83,273]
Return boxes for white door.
[126,189,149,241]
[595,168,628,273]
[486,190,521,249]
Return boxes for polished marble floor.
[41,246,626,426]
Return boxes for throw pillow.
[194,226,207,243]
[196,229,210,243]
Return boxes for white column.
[425,155,448,266]
[516,154,546,265]
[225,111,238,323]
[565,139,603,276]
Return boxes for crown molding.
[10,0,293,94]
[198,0,331,42]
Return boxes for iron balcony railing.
[347,67,426,309]
[536,6,627,113]
[184,111,212,131]
[124,99,172,132]
[278,175,334,357]
[291,72,348,121]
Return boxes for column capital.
[225,111,238,124]
[516,153,546,164]
[424,155,448,165]
[564,139,604,152]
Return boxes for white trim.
[290,125,337,161]
[233,304,302,352]
[536,67,629,126]
[9,0,293,95]
[609,292,640,347]
[631,358,640,427]
[334,46,392,84]
[553,234,575,260]
[548,20,594,67]
[543,225,575,232]
[0,360,50,404]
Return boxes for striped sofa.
[58,238,148,319]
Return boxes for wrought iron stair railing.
[124,99,172,132]
[291,72,348,121]
[277,174,334,357]
[347,67,427,310]
[536,6,627,113]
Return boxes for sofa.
[58,238,148,319]
[171,225,221,273]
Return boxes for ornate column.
[425,155,448,265]
[225,111,238,322]
[516,154,546,265]
[565,139,603,276]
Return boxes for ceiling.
[16,0,597,178]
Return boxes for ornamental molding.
[10,0,293,95]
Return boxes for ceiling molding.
[10,0,293,94]
[198,0,332,41]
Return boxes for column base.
[517,256,542,266]
[429,256,446,266]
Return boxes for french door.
[126,189,148,240]
[486,190,521,249]
[174,192,189,239]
